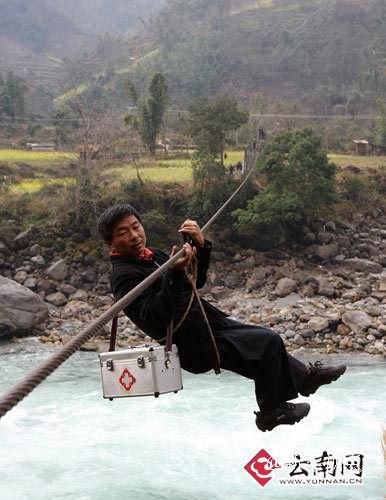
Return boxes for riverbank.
[0,209,385,358]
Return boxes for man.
[98,204,346,432]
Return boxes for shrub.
[234,128,336,234]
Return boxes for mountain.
[0,0,85,55]
[45,0,166,35]
[0,0,90,86]
[0,0,166,87]
[144,0,386,112]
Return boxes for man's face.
[110,214,146,257]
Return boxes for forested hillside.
[143,0,385,113]
[0,0,384,121]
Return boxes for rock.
[365,305,381,317]
[337,324,351,336]
[30,255,46,268]
[339,337,350,349]
[97,272,111,285]
[23,277,38,290]
[379,277,386,292]
[0,277,48,337]
[223,273,240,288]
[301,282,317,297]
[275,293,302,307]
[285,329,296,339]
[325,221,336,232]
[45,292,68,306]
[234,256,256,270]
[29,244,42,256]
[81,269,97,283]
[47,259,68,281]
[0,241,9,254]
[70,289,89,301]
[315,244,339,260]
[344,258,383,274]
[341,290,359,301]
[299,329,315,338]
[84,253,97,265]
[210,286,229,300]
[303,233,316,245]
[317,231,334,244]
[373,341,385,353]
[38,279,57,294]
[62,300,92,317]
[275,278,297,297]
[368,328,383,339]
[80,340,99,352]
[59,284,77,297]
[342,311,373,334]
[316,277,335,297]
[245,267,270,291]
[211,251,227,261]
[13,228,34,249]
[14,270,27,284]
[308,316,329,332]
[69,275,83,288]
[376,254,386,266]
[293,334,305,346]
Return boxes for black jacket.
[110,241,228,373]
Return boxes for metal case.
[99,344,183,399]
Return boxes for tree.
[188,94,250,221]
[0,72,27,121]
[375,99,386,147]
[56,61,108,232]
[234,128,336,231]
[188,94,248,164]
[125,73,168,155]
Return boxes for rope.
[0,160,257,419]
[185,257,222,374]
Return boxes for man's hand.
[178,219,205,247]
[170,243,196,270]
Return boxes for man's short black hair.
[98,204,141,242]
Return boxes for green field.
[0,149,77,165]
[328,154,386,169]
[9,178,75,195]
[1,148,385,195]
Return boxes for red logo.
[244,449,281,487]
[119,368,136,392]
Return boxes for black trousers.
[213,318,306,411]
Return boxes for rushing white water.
[0,339,385,500]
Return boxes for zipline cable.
[0,161,257,419]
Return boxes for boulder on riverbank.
[0,277,48,338]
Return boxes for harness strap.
[109,315,118,352]
[157,255,221,374]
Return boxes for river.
[0,339,385,499]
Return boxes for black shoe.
[255,402,310,432]
[300,361,346,397]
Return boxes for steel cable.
[0,162,256,419]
